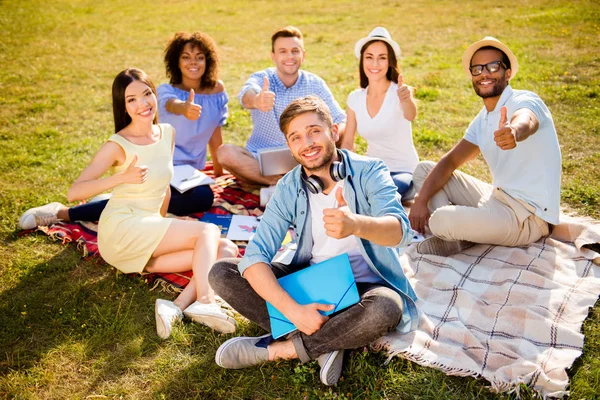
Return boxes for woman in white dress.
[341,27,419,198]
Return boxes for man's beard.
[473,75,508,98]
[295,141,336,173]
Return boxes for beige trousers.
[413,161,550,246]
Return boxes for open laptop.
[257,146,299,176]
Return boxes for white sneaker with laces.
[155,299,183,339]
[18,202,65,230]
[183,301,237,334]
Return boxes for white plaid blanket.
[373,215,600,398]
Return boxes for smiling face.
[179,43,206,82]
[124,80,157,123]
[362,41,390,83]
[285,112,338,173]
[471,48,511,99]
[271,36,305,79]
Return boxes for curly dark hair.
[163,31,220,89]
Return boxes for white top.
[464,86,561,225]
[308,181,383,283]
[347,82,419,173]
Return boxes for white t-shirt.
[347,82,419,173]
[308,181,383,283]
[463,86,561,225]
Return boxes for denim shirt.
[239,149,419,332]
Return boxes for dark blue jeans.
[209,258,403,362]
[68,184,214,222]
[390,171,413,197]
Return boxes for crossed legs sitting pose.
[209,96,417,385]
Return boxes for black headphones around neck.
[301,150,346,194]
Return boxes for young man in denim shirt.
[209,96,417,386]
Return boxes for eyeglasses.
[469,61,507,76]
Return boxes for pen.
[181,174,201,182]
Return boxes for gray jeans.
[209,258,403,363]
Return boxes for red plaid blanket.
[34,166,263,293]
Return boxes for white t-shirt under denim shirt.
[308,180,384,284]
[346,82,419,174]
[463,85,561,225]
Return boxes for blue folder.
[266,253,360,339]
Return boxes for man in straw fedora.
[409,36,561,256]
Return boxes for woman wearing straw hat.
[341,27,419,199]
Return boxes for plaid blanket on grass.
[35,166,262,293]
[373,214,600,398]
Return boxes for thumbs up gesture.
[322,187,357,239]
[493,106,517,150]
[122,154,148,184]
[183,89,202,121]
[254,76,275,112]
[396,74,411,103]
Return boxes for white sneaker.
[183,301,237,334]
[18,202,65,230]
[215,333,272,369]
[259,185,277,207]
[317,350,344,386]
[155,299,183,339]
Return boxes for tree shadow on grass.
[0,243,166,397]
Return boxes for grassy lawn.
[1,0,599,398]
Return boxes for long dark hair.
[164,31,220,89]
[112,68,158,133]
[359,40,400,88]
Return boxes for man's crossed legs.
[208,258,403,386]
[413,160,550,256]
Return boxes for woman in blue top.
[19,31,227,229]
[157,31,227,206]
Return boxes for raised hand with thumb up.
[396,74,411,103]
[122,154,149,184]
[493,106,516,150]
[322,187,357,239]
[396,74,417,121]
[253,76,275,112]
[182,89,202,121]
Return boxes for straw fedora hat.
[354,27,401,59]
[462,36,518,79]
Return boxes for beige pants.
[413,161,550,247]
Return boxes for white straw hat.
[354,27,401,59]
[462,36,518,79]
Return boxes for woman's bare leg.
[146,237,238,310]
[151,220,221,304]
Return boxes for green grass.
[1,0,599,398]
